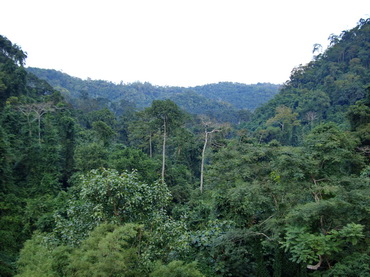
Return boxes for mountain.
[26,67,279,122]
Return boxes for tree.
[147,100,184,183]
[0,35,27,66]
[16,224,145,277]
[266,105,300,132]
[128,110,158,158]
[282,223,365,271]
[16,101,56,144]
[67,223,144,277]
[266,105,300,144]
[92,120,116,146]
[52,168,171,245]
[304,122,362,177]
[199,116,222,193]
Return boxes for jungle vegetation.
[0,18,369,277]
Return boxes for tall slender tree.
[147,100,184,183]
[199,116,221,193]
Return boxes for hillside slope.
[251,19,370,125]
[248,18,370,143]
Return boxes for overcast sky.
[1,0,369,87]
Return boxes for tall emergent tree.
[199,116,222,193]
[147,100,184,183]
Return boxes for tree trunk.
[27,114,32,137]
[200,131,208,193]
[37,115,41,145]
[149,133,152,158]
[161,119,166,183]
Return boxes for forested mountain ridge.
[0,19,369,277]
[0,34,76,276]
[26,67,279,122]
[249,18,370,145]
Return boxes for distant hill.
[26,67,279,122]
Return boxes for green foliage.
[79,168,170,222]
[92,120,116,145]
[52,168,171,245]
[16,224,144,277]
[304,122,363,176]
[74,142,109,172]
[67,223,144,277]
[142,211,190,263]
[108,146,160,182]
[16,233,56,277]
[266,105,300,144]
[319,252,370,277]
[150,261,204,277]
[282,223,365,264]
[148,99,185,132]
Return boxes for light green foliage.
[282,223,365,265]
[53,168,171,245]
[266,105,300,131]
[347,102,370,130]
[16,234,54,277]
[67,223,143,277]
[150,261,204,277]
[17,224,144,277]
[79,168,171,222]
[266,105,300,144]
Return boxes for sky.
[1,0,369,87]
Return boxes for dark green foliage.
[150,261,204,277]
[108,146,160,182]
[74,142,109,172]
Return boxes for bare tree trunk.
[200,131,208,193]
[161,119,166,183]
[199,126,221,193]
[15,102,58,145]
[149,133,152,158]
[37,115,41,145]
[27,114,32,137]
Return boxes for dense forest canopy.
[0,18,369,277]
